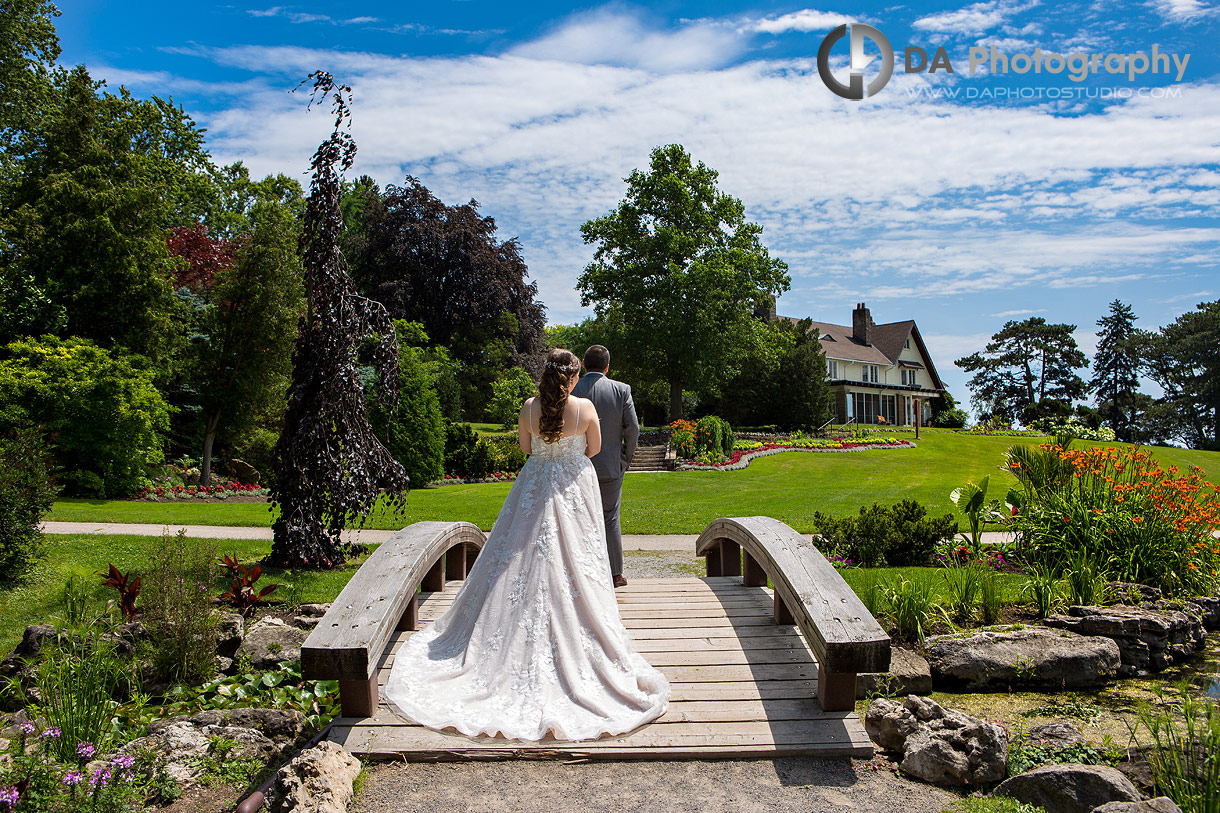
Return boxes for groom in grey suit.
[571,345,638,587]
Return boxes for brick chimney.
[852,302,873,345]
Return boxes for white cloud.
[747,9,854,34]
[246,7,381,25]
[1150,0,1215,21]
[992,308,1047,316]
[913,0,1039,35]
[508,8,744,72]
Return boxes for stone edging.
[675,441,917,471]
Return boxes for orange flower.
[1132,516,1143,524]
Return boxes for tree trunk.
[669,379,684,422]
[200,408,222,486]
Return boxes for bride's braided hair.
[538,348,581,443]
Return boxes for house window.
[901,369,919,387]
[827,359,838,379]
[904,338,911,349]
[851,392,896,425]
[861,364,878,383]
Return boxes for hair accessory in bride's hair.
[545,361,579,374]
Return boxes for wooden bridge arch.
[302,517,889,759]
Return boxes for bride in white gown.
[383,348,670,742]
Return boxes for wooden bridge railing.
[696,516,891,711]
[301,521,486,718]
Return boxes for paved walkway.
[41,522,1017,551]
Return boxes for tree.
[0,336,170,497]
[1143,300,1220,450]
[268,73,408,569]
[955,317,1087,423]
[578,144,790,420]
[349,177,547,416]
[1,65,217,363]
[0,0,62,168]
[487,367,537,428]
[370,321,446,488]
[0,427,58,581]
[708,318,832,430]
[189,197,304,486]
[1090,300,1143,442]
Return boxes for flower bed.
[136,483,268,501]
[676,438,914,470]
[432,471,518,486]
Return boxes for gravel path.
[350,758,957,813]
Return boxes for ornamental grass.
[1007,441,1220,596]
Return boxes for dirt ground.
[350,757,959,813]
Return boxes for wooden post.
[720,540,742,578]
[774,592,794,625]
[817,664,857,711]
[445,546,467,580]
[914,397,920,440]
[396,593,418,631]
[338,677,378,718]
[743,551,768,587]
[422,559,445,592]
[705,548,723,577]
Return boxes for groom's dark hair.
[583,345,610,373]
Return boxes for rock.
[1,625,64,677]
[226,458,261,485]
[1105,582,1162,605]
[1189,596,1220,630]
[1027,720,1086,748]
[1043,602,1206,676]
[857,648,932,698]
[216,612,245,659]
[124,708,309,789]
[268,740,361,813]
[865,696,1008,786]
[926,627,1121,691]
[1093,799,1183,813]
[292,616,321,630]
[237,616,309,670]
[995,764,1142,813]
[1093,798,1183,813]
[297,604,331,618]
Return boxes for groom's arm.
[621,385,639,472]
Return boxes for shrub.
[142,531,220,683]
[487,367,536,429]
[485,437,527,474]
[813,500,956,567]
[0,336,170,497]
[1029,415,1117,441]
[931,407,969,428]
[227,428,279,489]
[694,415,733,457]
[1008,442,1220,595]
[0,428,58,582]
[370,323,446,488]
[443,423,496,479]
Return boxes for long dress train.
[382,432,670,741]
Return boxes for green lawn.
[0,534,370,652]
[47,432,1220,534]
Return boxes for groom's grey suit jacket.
[571,372,639,481]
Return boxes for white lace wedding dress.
[383,431,670,741]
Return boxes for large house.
[785,303,944,427]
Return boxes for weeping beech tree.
[268,73,408,569]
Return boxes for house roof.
[780,313,946,390]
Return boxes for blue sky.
[55,1,1220,406]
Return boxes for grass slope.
[46,432,1220,535]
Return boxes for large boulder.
[268,740,361,813]
[237,616,310,670]
[1042,602,1206,676]
[995,764,1142,813]
[857,647,932,698]
[865,695,1008,786]
[1093,799,1183,813]
[226,458,261,485]
[926,627,1121,691]
[1027,720,1086,748]
[1187,595,1220,631]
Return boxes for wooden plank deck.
[328,577,873,760]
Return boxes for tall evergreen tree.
[268,73,408,569]
[955,317,1087,423]
[1090,300,1142,442]
[1144,300,1220,450]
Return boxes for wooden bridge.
[301,517,889,760]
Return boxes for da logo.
[817,23,895,100]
